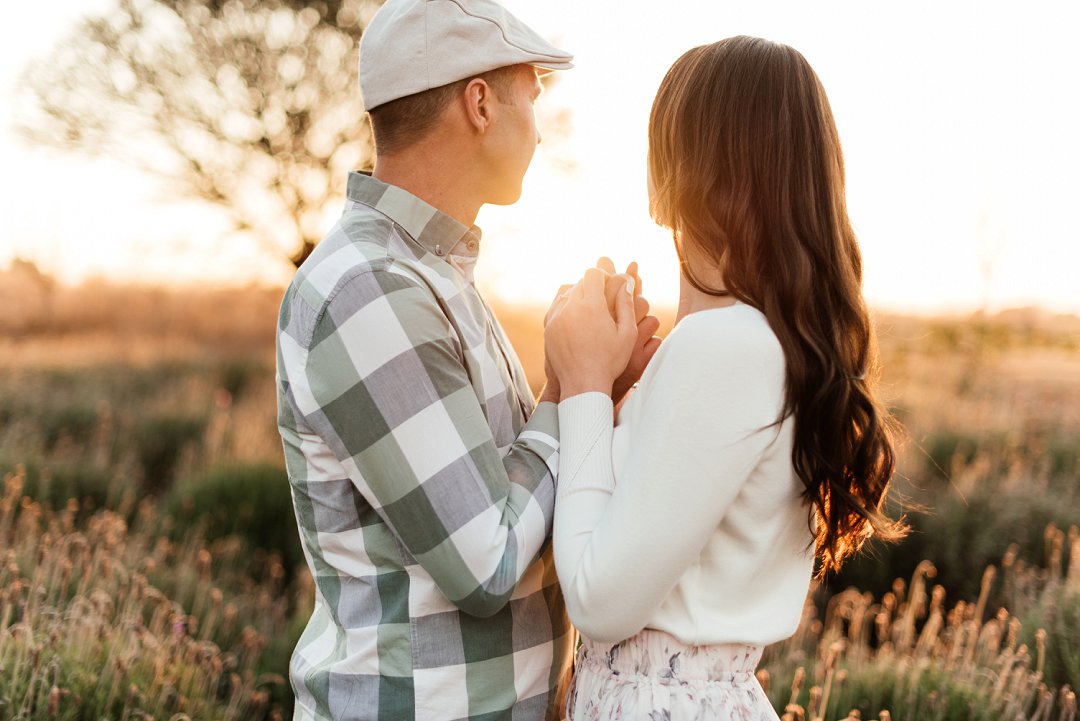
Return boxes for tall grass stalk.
[762,536,1079,721]
[0,468,295,720]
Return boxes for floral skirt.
[566,629,780,721]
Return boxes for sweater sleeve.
[553,315,785,642]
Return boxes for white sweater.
[553,302,816,646]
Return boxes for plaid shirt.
[276,172,573,721]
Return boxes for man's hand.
[539,284,574,404]
[545,268,639,399]
[543,258,662,405]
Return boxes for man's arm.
[286,267,559,618]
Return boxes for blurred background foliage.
[3,0,1079,716]
[1,263,1078,718]
[17,0,383,265]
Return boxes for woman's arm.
[553,320,784,642]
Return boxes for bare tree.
[17,0,383,266]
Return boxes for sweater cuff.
[557,392,616,494]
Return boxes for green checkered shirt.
[276,172,574,721]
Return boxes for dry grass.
[1,263,1079,718]
[761,530,1079,721]
[0,468,302,720]
[0,261,280,369]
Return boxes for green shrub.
[0,458,118,511]
[165,463,303,576]
[1045,435,1080,479]
[1016,575,1080,691]
[830,426,1080,605]
[134,414,207,493]
[31,462,115,510]
[38,404,100,450]
[0,395,16,428]
[218,359,266,400]
[834,483,1079,606]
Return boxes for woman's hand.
[609,263,662,404]
[545,268,639,400]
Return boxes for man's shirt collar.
[346,171,483,260]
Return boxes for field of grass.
[0,261,1077,719]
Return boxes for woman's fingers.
[586,259,644,317]
[638,314,661,341]
[633,294,650,324]
[582,267,608,304]
[626,262,642,297]
[596,256,617,275]
[614,275,638,340]
[641,335,663,365]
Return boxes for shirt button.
[466,240,479,252]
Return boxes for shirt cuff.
[517,401,561,481]
[557,392,616,495]
[524,400,560,447]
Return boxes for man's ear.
[463,78,493,134]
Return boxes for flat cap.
[359,0,573,111]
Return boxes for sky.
[2,0,1079,315]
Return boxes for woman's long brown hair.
[648,36,906,576]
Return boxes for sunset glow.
[2,0,1078,314]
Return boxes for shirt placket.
[474,291,533,424]
[443,238,532,426]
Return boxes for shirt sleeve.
[293,267,559,618]
[553,320,784,642]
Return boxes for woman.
[544,36,905,720]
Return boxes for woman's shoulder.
[635,302,785,401]
[660,303,783,366]
[628,301,787,424]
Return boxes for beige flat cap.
[359,0,573,111]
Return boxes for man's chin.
[484,172,529,206]
[487,188,524,206]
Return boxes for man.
[276,1,656,719]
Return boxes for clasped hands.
[542,257,662,404]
